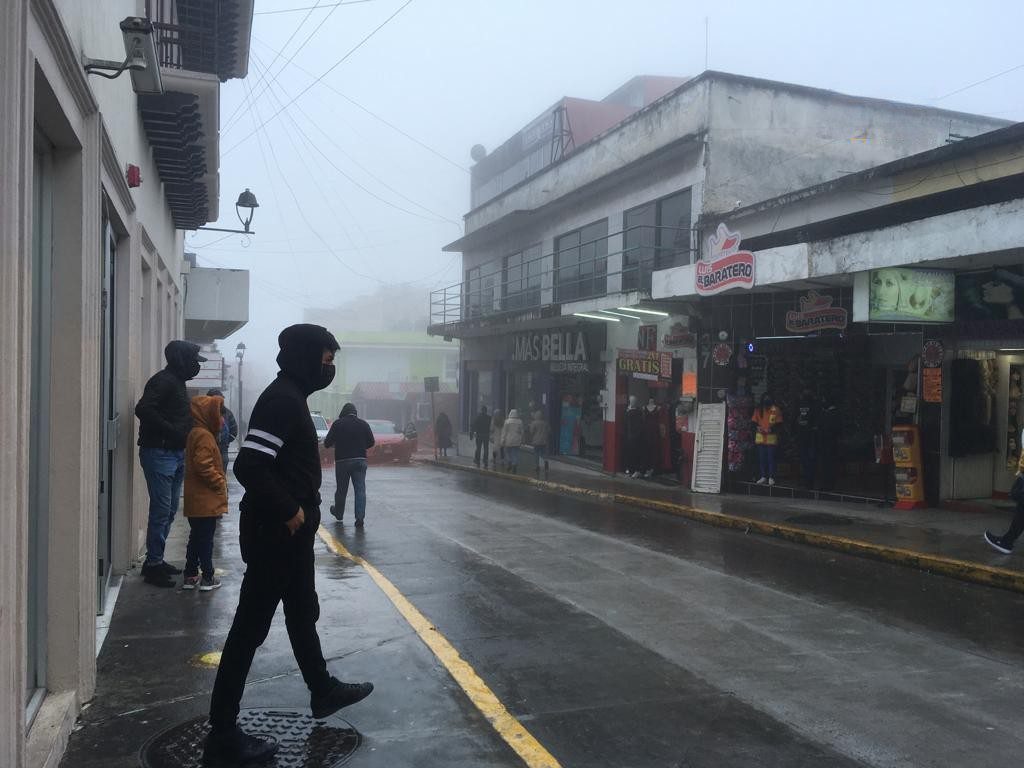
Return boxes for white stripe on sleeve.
[241,440,277,457]
[248,428,284,447]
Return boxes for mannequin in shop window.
[751,392,783,486]
[795,389,820,488]
[642,398,660,479]
[624,396,645,478]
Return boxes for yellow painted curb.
[317,527,562,768]
[427,460,1024,595]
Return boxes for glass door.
[97,217,117,613]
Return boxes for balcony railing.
[146,0,230,78]
[429,225,694,331]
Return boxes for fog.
[196,0,1024,399]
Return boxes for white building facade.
[0,2,251,766]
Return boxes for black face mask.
[315,363,336,392]
[187,360,201,380]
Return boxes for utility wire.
[224,1,344,135]
[255,1,374,15]
[223,0,416,158]
[932,62,1024,102]
[222,0,325,132]
[248,36,468,174]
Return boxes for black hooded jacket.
[233,324,339,552]
[135,341,203,450]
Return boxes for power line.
[224,1,345,135]
[223,0,415,158]
[932,62,1024,102]
[222,0,326,132]
[254,0,374,14]
[247,36,468,174]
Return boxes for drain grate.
[786,513,854,526]
[140,708,360,768]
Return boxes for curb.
[424,459,1024,595]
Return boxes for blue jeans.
[757,444,778,480]
[506,446,520,468]
[185,517,218,578]
[333,458,368,521]
[140,447,185,565]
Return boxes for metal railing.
[146,0,221,77]
[429,225,694,331]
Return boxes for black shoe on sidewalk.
[354,520,364,529]
[159,561,183,575]
[141,563,175,588]
[202,727,278,767]
[984,531,1013,554]
[310,677,374,719]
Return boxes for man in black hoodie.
[204,324,373,767]
[135,340,206,587]
[323,403,375,526]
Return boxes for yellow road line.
[316,527,562,768]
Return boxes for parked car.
[311,411,330,443]
[367,419,415,464]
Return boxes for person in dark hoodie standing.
[324,403,375,526]
[206,388,238,471]
[205,325,373,767]
[134,340,206,588]
[470,405,491,468]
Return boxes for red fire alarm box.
[126,164,142,188]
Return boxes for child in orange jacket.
[183,395,228,591]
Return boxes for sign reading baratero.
[511,330,588,365]
[784,291,848,333]
[695,223,755,296]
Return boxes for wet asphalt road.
[64,465,1024,768]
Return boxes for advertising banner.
[695,224,755,296]
[617,349,672,381]
[785,291,848,333]
[868,267,954,323]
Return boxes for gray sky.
[194,0,1024,386]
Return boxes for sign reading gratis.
[695,223,755,296]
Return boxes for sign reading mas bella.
[511,330,589,363]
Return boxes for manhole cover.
[786,513,854,526]
[140,708,360,768]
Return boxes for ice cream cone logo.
[695,223,755,296]
[785,290,848,333]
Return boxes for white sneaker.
[768,478,776,486]
[756,477,767,485]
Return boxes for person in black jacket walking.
[470,406,491,468]
[134,340,206,587]
[324,403,375,526]
[204,325,373,767]
[206,388,238,471]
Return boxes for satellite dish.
[470,144,487,162]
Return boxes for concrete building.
[0,2,252,766]
[429,72,1008,474]
[651,121,1024,504]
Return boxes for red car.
[366,420,415,465]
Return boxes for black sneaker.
[141,563,175,588]
[202,727,278,767]
[354,520,364,529]
[330,504,342,522]
[310,678,374,719]
[159,561,183,575]
[984,531,1013,555]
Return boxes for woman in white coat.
[500,409,525,473]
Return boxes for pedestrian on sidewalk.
[182,395,227,592]
[796,389,819,488]
[751,392,784,486]
[435,411,453,458]
[205,324,373,767]
[529,409,551,476]
[501,409,525,473]
[206,388,238,471]
[324,403,375,527]
[985,451,1024,554]
[491,408,506,468]
[134,340,207,588]
[624,396,645,478]
[471,405,492,468]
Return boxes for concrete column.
[0,2,31,766]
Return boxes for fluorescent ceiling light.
[597,309,640,319]
[999,348,1024,352]
[617,306,669,317]
[573,312,620,322]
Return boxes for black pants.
[474,437,489,467]
[185,517,217,578]
[209,523,330,731]
[1002,500,1024,547]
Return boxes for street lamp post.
[196,189,260,235]
[236,342,246,432]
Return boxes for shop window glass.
[504,244,541,310]
[623,203,656,291]
[656,190,693,269]
[556,220,607,302]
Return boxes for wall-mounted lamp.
[83,18,164,95]
[196,189,260,235]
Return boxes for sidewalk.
[426,452,1024,593]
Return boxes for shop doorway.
[97,217,118,613]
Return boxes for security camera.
[83,17,163,95]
